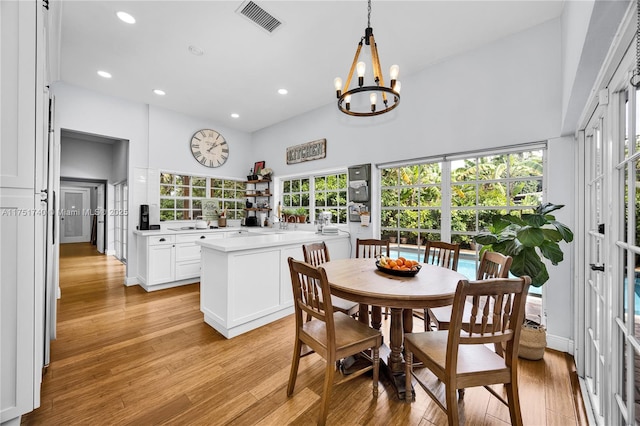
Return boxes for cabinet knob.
[200,235,206,239]
[159,238,166,242]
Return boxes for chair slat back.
[303,242,330,267]
[447,277,531,366]
[424,241,460,270]
[288,257,334,326]
[477,251,513,280]
[355,238,389,259]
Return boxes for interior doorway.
[59,186,91,243]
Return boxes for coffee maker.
[139,204,150,230]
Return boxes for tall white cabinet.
[1,1,47,424]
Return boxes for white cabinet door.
[0,190,36,423]
[148,245,175,285]
[0,0,37,190]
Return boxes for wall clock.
[190,129,229,168]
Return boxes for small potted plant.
[294,207,307,223]
[473,202,574,360]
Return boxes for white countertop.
[196,230,348,252]
[133,227,244,237]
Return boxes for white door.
[96,183,105,253]
[60,187,90,244]
[582,110,608,422]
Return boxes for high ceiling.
[59,1,565,133]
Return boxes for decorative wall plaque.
[286,138,326,164]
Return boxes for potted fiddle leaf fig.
[473,202,574,360]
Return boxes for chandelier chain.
[367,0,371,28]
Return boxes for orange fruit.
[396,258,404,266]
[398,256,407,263]
[388,260,397,268]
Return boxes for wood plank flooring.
[22,243,588,425]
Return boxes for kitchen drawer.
[175,233,224,243]
[175,260,201,280]
[175,242,201,261]
[148,235,175,245]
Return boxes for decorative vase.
[218,217,227,228]
[519,323,546,360]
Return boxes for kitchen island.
[197,230,349,338]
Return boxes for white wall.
[252,18,562,174]
[60,138,113,181]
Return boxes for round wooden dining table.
[321,257,466,399]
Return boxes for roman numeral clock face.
[190,129,229,168]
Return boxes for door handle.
[200,235,206,239]
[590,263,605,272]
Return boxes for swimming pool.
[390,248,542,296]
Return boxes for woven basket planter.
[519,323,546,360]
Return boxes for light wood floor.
[22,243,588,425]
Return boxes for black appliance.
[245,216,259,227]
[139,204,150,230]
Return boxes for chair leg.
[287,339,301,397]
[372,345,380,398]
[404,350,413,403]
[445,383,460,426]
[317,359,336,426]
[424,309,431,331]
[505,380,523,426]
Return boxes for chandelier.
[334,0,400,117]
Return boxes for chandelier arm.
[343,40,364,94]
[369,34,388,104]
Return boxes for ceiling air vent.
[236,1,282,34]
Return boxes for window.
[160,172,245,221]
[210,179,246,220]
[380,147,545,288]
[281,172,348,223]
[450,150,543,248]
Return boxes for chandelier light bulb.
[370,92,377,105]
[356,62,366,77]
[334,77,343,98]
[345,94,351,111]
[389,64,400,80]
[394,81,401,93]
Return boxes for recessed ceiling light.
[231,113,240,119]
[97,70,112,79]
[116,11,136,24]
[278,88,288,95]
[153,89,166,96]
[189,45,204,56]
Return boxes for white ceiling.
[59,1,565,133]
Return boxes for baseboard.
[125,276,139,286]
[106,249,116,256]
[546,332,574,355]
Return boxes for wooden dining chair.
[405,276,531,426]
[420,241,461,330]
[426,250,512,332]
[355,238,390,327]
[302,242,359,317]
[287,257,382,426]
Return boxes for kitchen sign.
[286,138,326,164]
